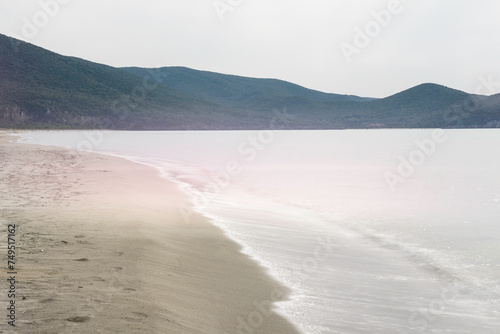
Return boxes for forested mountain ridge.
[1,34,499,130]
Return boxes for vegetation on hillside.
[1,34,499,130]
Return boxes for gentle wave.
[17,130,500,333]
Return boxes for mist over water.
[19,129,500,333]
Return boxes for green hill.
[122,66,372,107]
[1,33,499,130]
[0,34,228,129]
[365,84,500,127]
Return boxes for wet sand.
[0,131,300,334]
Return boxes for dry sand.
[0,131,301,334]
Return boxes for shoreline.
[0,131,301,333]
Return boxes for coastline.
[0,131,301,334]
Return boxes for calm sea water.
[18,130,500,333]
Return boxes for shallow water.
[19,129,500,333]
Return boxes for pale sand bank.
[0,132,301,334]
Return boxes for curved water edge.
[15,130,500,333]
[111,155,312,333]
[107,154,500,333]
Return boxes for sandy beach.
[0,131,300,334]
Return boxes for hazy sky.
[1,0,499,98]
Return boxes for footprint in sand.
[40,298,57,303]
[66,316,90,323]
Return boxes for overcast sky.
[1,0,499,98]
